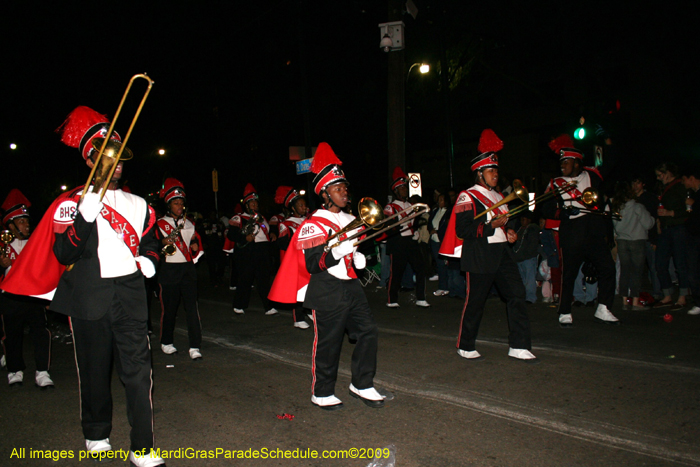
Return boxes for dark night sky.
[2,1,698,216]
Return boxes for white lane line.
[183,329,700,467]
[377,327,700,375]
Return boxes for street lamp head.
[419,63,430,74]
[158,149,165,156]
[380,34,393,53]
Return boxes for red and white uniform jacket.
[440,184,509,258]
[268,209,363,305]
[1,186,159,301]
[0,237,28,277]
[157,215,203,264]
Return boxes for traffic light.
[573,116,586,140]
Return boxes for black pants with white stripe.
[70,300,154,453]
[1,293,51,374]
[457,249,531,351]
[158,262,201,349]
[312,280,378,397]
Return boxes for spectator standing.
[428,194,450,296]
[631,175,662,300]
[512,211,540,304]
[653,162,690,310]
[682,168,700,315]
[612,181,655,309]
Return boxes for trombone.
[562,187,621,220]
[324,199,430,252]
[80,73,155,201]
[493,180,578,220]
[474,180,529,220]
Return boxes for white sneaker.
[433,289,449,296]
[307,313,314,321]
[8,371,24,386]
[311,394,344,410]
[161,344,177,355]
[415,300,431,308]
[457,349,483,360]
[594,304,619,324]
[349,384,385,408]
[233,308,245,314]
[386,303,400,308]
[265,308,278,316]
[294,321,310,329]
[428,274,439,281]
[229,286,236,291]
[508,348,538,363]
[128,450,165,467]
[558,313,573,326]
[0,354,5,368]
[189,348,202,360]
[542,296,553,303]
[35,371,55,388]
[86,438,111,453]
[688,306,700,316]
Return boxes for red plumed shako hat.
[1,189,31,226]
[56,106,131,161]
[391,166,408,191]
[471,129,503,172]
[159,178,186,204]
[242,183,258,204]
[275,186,300,208]
[310,142,348,195]
[549,134,583,161]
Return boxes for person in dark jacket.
[512,211,540,304]
[682,168,700,315]
[653,162,690,311]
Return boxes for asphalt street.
[2,263,699,467]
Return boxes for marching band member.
[541,134,618,326]
[0,189,53,388]
[440,129,536,362]
[274,185,311,329]
[1,106,166,466]
[227,184,277,315]
[269,142,385,410]
[384,167,430,308]
[156,178,204,360]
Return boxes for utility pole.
[386,0,405,189]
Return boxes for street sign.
[408,172,422,198]
[212,169,219,192]
[296,158,313,175]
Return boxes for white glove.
[331,240,355,260]
[412,230,420,241]
[79,192,104,223]
[135,256,156,278]
[353,251,366,270]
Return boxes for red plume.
[243,183,256,197]
[1,189,31,211]
[55,106,110,148]
[310,142,342,174]
[477,129,504,154]
[548,134,575,154]
[233,203,243,214]
[275,186,293,205]
[392,166,407,181]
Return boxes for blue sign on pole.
[296,158,313,175]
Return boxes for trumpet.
[162,209,187,256]
[1,229,15,257]
[80,73,154,202]
[324,198,429,252]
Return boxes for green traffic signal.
[574,127,586,140]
